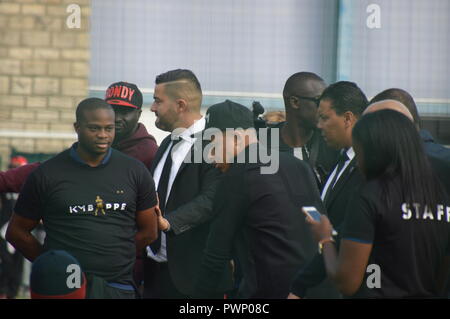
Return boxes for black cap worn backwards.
[205,100,254,131]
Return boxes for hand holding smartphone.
[302,206,322,222]
[302,206,338,236]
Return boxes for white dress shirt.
[293,147,303,160]
[147,117,206,262]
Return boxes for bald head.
[283,72,326,101]
[364,99,414,122]
[370,88,420,126]
[281,72,326,130]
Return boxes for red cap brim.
[31,274,87,299]
[106,99,140,109]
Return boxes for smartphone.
[302,206,322,222]
[302,206,339,236]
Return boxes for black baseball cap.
[205,100,254,131]
[105,81,143,109]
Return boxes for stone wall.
[0,0,91,168]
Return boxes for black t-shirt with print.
[342,176,450,298]
[15,148,157,285]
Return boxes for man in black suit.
[193,100,324,299]
[363,99,450,196]
[369,88,450,163]
[289,81,368,299]
[143,69,231,298]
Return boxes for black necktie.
[301,146,309,162]
[323,150,349,204]
[150,139,180,254]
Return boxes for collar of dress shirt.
[345,147,355,161]
[171,117,206,144]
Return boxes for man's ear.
[343,111,356,128]
[176,99,188,112]
[73,122,80,133]
[289,96,301,110]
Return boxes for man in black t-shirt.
[5,98,158,299]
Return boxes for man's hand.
[287,293,301,299]
[157,211,170,232]
[156,193,170,232]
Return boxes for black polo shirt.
[342,176,450,298]
[15,144,157,285]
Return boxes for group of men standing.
[1,68,449,299]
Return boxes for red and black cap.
[10,155,28,167]
[30,250,86,299]
[105,81,143,109]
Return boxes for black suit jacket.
[324,158,364,229]
[194,149,324,298]
[149,133,232,296]
[291,156,365,298]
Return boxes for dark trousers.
[142,257,188,299]
[0,243,24,298]
[84,274,136,299]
